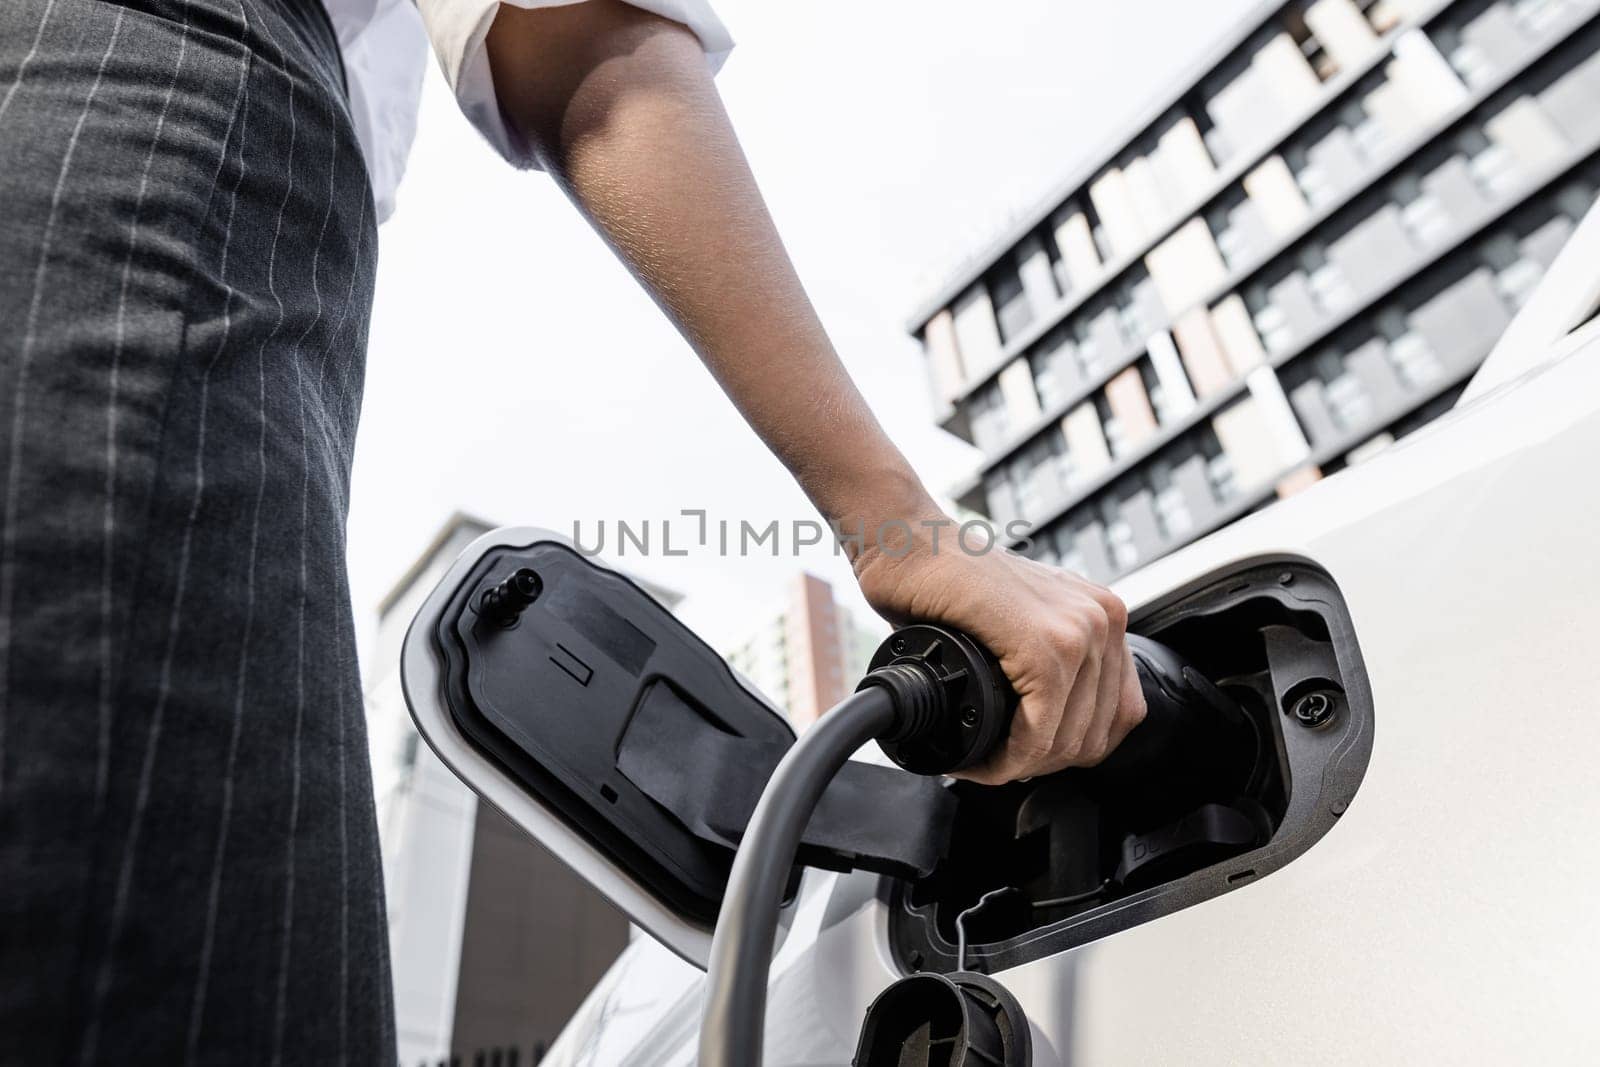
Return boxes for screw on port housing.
[479,568,542,627]
[1291,690,1336,728]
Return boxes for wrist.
[814,463,940,564]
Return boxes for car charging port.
[888,559,1374,976]
[854,971,1032,1067]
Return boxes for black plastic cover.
[616,680,956,877]
[854,971,1031,1066]
[433,540,955,927]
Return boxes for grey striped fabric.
[0,0,394,1061]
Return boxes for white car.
[402,206,1600,1066]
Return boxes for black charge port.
[853,971,1030,1066]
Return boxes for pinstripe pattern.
[335,611,352,1064]
[320,192,372,478]
[273,79,355,1067]
[327,195,371,1065]
[0,2,123,805]
[0,0,55,127]
[100,5,191,812]
[254,6,311,1054]
[178,22,256,1058]
[0,0,392,1061]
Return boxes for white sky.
[349,0,1262,668]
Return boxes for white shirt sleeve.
[415,0,735,168]
[339,0,430,221]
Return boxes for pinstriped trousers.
[0,0,394,1061]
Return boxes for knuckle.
[1081,602,1109,641]
[1050,624,1087,662]
[1098,591,1129,631]
[1120,697,1148,728]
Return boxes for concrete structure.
[724,572,884,726]
[366,514,680,1066]
[908,0,1600,580]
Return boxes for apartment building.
[910,0,1600,579]
[725,572,885,727]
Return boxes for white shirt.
[322,0,734,221]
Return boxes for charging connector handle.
[699,626,1013,1067]
[859,624,1018,775]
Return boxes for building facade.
[366,515,681,1066]
[909,0,1600,580]
[724,572,885,727]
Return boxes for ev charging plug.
[698,623,1243,1067]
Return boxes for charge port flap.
[617,681,958,879]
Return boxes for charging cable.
[698,685,898,1067]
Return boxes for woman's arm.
[485,0,1144,782]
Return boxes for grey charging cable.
[697,686,898,1067]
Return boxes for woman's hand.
[853,515,1146,785]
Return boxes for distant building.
[908,0,1600,581]
[725,572,885,726]
[366,514,682,1067]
